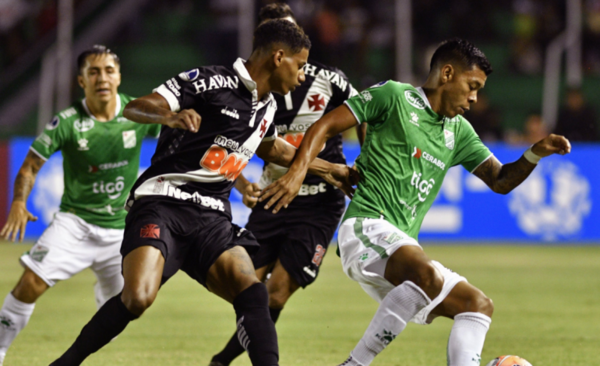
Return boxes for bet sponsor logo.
[166,78,181,97]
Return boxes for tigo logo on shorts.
[140,224,160,239]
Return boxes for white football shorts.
[338,217,467,325]
[20,212,124,308]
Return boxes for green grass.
[1,242,599,365]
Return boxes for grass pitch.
[1,242,599,365]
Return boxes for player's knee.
[459,290,494,318]
[268,290,290,309]
[13,269,48,303]
[411,261,444,300]
[121,289,157,317]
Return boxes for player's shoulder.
[307,59,352,90]
[176,65,240,96]
[44,100,86,131]
[118,93,137,105]
[444,114,478,137]
[178,65,236,82]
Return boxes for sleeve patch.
[178,68,200,81]
[46,116,60,130]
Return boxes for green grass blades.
[1,242,599,365]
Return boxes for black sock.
[211,306,282,366]
[50,294,138,365]
[232,283,279,366]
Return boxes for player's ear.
[77,75,85,89]
[273,49,285,68]
[441,64,454,84]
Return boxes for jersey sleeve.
[344,80,397,126]
[153,68,206,112]
[451,119,493,173]
[29,115,67,160]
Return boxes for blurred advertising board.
[6,138,599,242]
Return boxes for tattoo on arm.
[473,156,536,195]
[13,152,45,202]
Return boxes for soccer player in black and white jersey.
[209,4,360,366]
[50,19,356,366]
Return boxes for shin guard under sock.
[50,294,138,365]
[350,281,431,366]
[447,312,491,366]
[232,283,278,366]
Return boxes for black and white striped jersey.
[128,58,277,215]
[257,59,358,207]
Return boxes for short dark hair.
[430,38,492,76]
[253,18,310,54]
[259,3,296,22]
[77,45,120,74]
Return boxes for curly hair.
[430,38,492,75]
[77,45,120,74]
[253,18,310,54]
[259,3,295,22]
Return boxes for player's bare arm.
[0,151,44,242]
[473,134,571,194]
[234,174,262,209]
[124,93,201,132]
[256,135,357,212]
[259,104,359,212]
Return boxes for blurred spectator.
[523,113,548,144]
[554,88,600,142]
[505,113,548,145]
[467,93,504,143]
[583,0,600,73]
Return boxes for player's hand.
[240,182,262,209]
[259,170,305,214]
[321,164,359,199]
[532,134,571,157]
[0,201,38,242]
[164,109,201,132]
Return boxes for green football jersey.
[344,81,492,240]
[30,93,161,229]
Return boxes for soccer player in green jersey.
[261,38,571,366]
[0,45,160,366]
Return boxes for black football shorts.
[247,201,344,287]
[121,196,259,287]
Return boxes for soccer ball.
[485,355,532,366]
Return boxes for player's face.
[77,54,121,103]
[272,47,308,95]
[440,65,486,118]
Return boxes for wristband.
[523,146,542,164]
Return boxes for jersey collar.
[416,86,445,124]
[81,95,121,122]
[233,58,274,105]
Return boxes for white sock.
[447,312,491,366]
[349,281,431,366]
[0,293,36,360]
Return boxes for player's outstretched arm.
[0,151,44,242]
[473,134,571,194]
[257,105,359,212]
[124,93,201,132]
[234,174,261,209]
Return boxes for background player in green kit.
[260,39,571,366]
[0,45,160,366]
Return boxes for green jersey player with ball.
[261,38,571,366]
[0,45,159,366]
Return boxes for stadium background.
[1,1,600,365]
